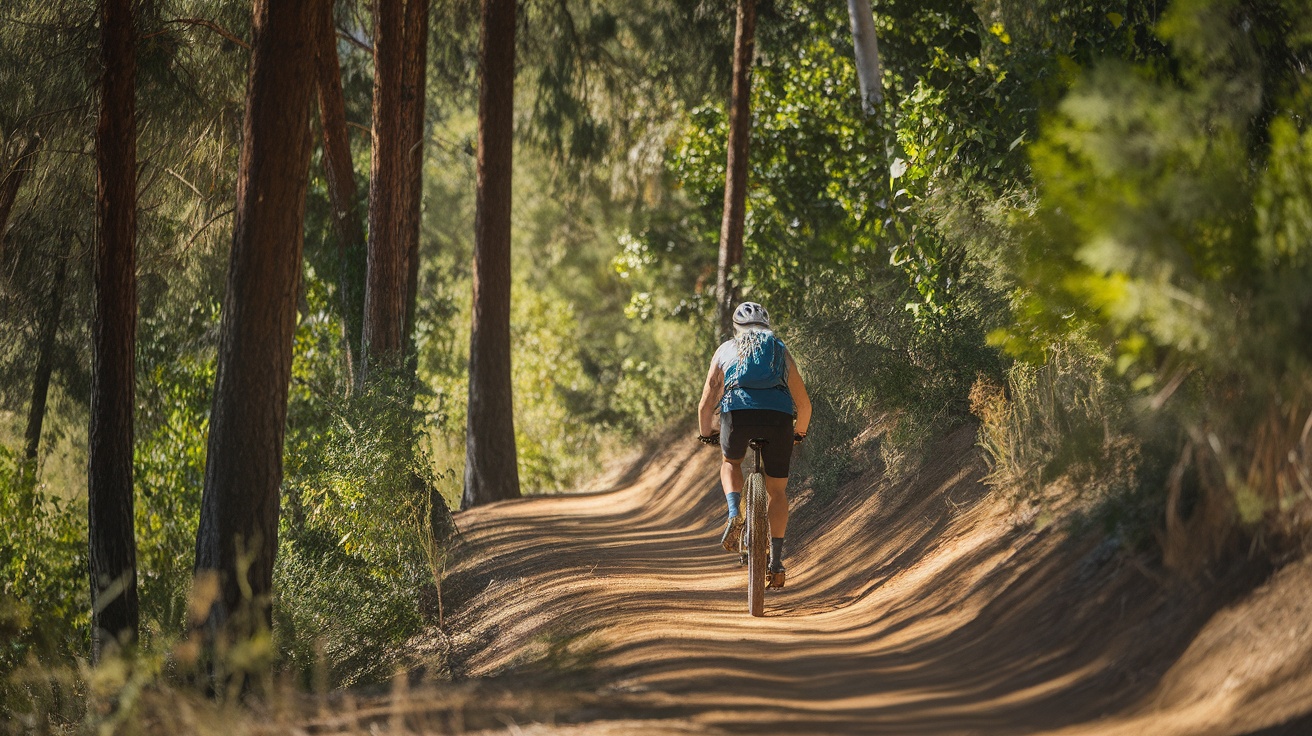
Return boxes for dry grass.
[1163,390,1312,573]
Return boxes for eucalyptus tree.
[846,0,882,114]
[194,0,321,642]
[463,0,520,508]
[520,0,733,171]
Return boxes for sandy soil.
[316,425,1312,735]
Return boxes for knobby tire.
[745,471,769,617]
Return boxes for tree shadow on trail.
[436,425,1276,735]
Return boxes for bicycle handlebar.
[696,432,806,446]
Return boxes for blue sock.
[725,492,741,519]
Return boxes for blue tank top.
[715,332,795,416]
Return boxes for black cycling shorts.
[720,409,795,478]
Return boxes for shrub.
[971,342,1172,545]
[0,445,87,721]
[280,358,445,688]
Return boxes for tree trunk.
[194,0,319,644]
[846,0,883,114]
[314,3,367,385]
[0,136,40,261]
[89,0,140,661]
[714,0,756,340]
[361,0,409,382]
[395,0,453,536]
[401,0,428,350]
[462,0,520,509]
[23,260,66,464]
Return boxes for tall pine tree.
[463,0,520,508]
[314,2,368,384]
[194,0,321,642]
[89,0,139,660]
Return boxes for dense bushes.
[279,312,444,687]
[0,448,87,680]
[984,0,1312,564]
[2,282,448,721]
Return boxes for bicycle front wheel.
[744,471,769,617]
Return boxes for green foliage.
[632,0,1007,481]
[522,0,733,168]
[134,330,214,642]
[0,446,87,697]
[997,0,1312,372]
[1002,62,1254,370]
[277,271,441,688]
[985,0,1312,556]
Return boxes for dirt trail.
[417,426,1312,735]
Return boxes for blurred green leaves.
[997,0,1312,386]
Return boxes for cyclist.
[696,302,811,588]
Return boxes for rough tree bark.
[194,0,320,641]
[714,0,756,340]
[23,260,66,464]
[89,0,140,661]
[314,3,367,384]
[401,0,429,348]
[394,0,454,538]
[0,136,40,261]
[462,0,520,509]
[846,0,883,114]
[361,0,408,382]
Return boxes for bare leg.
[721,457,744,514]
[764,474,789,537]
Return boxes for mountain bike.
[699,433,787,616]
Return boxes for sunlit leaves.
[992,0,1312,461]
[1257,116,1312,269]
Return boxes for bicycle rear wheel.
[744,470,769,617]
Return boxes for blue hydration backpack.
[719,332,795,415]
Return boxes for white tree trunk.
[847,0,882,114]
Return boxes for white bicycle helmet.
[732,301,770,328]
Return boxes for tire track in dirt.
[419,425,1312,735]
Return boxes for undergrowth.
[1,285,454,729]
[969,341,1172,548]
